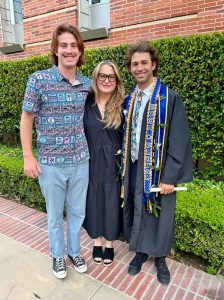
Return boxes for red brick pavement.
[0,196,223,300]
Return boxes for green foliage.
[175,180,224,273]
[156,33,224,180]
[0,33,223,178]
[0,145,45,211]
[0,55,51,144]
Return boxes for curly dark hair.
[125,41,160,76]
[50,24,85,67]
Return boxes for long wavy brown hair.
[50,24,85,67]
[92,61,125,129]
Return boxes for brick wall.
[0,0,78,60]
[0,0,223,61]
[86,0,224,47]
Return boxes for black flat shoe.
[128,252,148,276]
[155,257,170,284]
[92,246,103,265]
[103,247,114,267]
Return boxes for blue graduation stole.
[122,78,168,214]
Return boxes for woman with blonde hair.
[83,60,125,266]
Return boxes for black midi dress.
[83,95,123,241]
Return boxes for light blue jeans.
[38,161,89,258]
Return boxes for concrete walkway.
[0,196,223,300]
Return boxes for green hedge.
[0,145,45,211]
[0,145,223,273]
[0,33,223,178]
[175,179,224,273]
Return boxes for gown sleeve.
[160,92,193,185]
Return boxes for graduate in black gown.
[83,61,125,266]
[122,42,193,284]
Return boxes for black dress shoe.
[155,257,170,284]
[128,252,148,276]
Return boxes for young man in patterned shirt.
[20,24,91,279]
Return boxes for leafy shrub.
[175,179,224,273]
[0,56,50,145]
[0,145,45,211]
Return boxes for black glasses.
[98,73,117,82]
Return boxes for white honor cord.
[150,187,187,192]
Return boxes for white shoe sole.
[74,265,87,273]
[53,270,67,279]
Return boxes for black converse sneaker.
[68,254,87,273]
[53,257,67,279]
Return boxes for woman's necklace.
[97,102,105,119]
[97,97,109,119]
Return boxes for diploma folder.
[150,187,187,192]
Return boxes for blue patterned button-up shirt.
[22,65,92,167]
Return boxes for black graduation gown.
[83,95,122,241]
[123,87,193,257]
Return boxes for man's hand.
[20,111,41,178]
[24,155,41,178]
[159,182,174,195]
